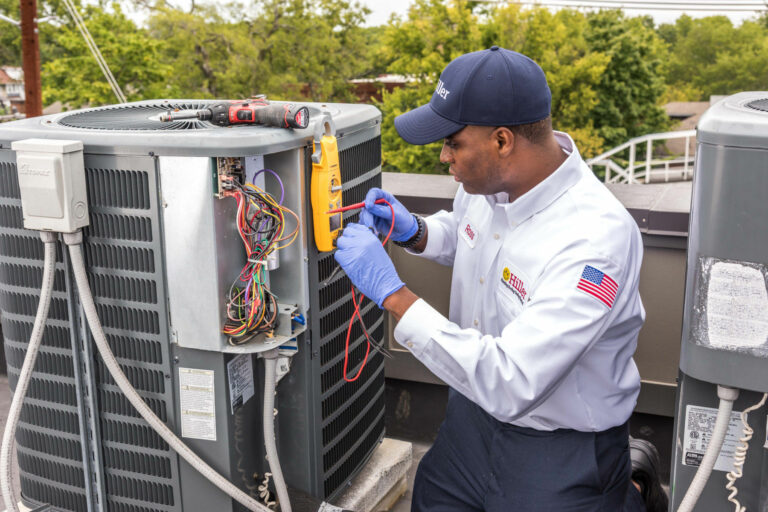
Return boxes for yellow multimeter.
[310,116,342,252]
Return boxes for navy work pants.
[412,390,646,512]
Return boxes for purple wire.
[251,168,285,205]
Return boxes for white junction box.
[11,138,89,232]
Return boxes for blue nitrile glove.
[359,188,418,242]
[334,223,405,307]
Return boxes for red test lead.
[326,198,388,214]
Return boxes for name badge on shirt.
[459,216,478,248]
[499,263,530,306]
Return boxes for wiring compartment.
[159,153,307,353]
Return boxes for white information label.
[706,262,768,349]
[179,368,216,441]
[227,354,255,414]
[682,404,743,472]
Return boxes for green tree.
[583,10,669,149]
[41,3,174,106]
[0,0,21,66]
[377,0,484,173]
[483,5,610,155]
[147,0,372,102]
[379,2,670,172]
[664,15,768,99]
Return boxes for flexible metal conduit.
[0,231,58,512]
[63,231,274,512]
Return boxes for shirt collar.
[485,131,584,228]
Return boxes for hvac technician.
[334,46,657,511]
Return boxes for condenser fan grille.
[746,98,768,112]
[58,101,219,130]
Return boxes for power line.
[481,0,768,10]
[545,0,767,4]
[60,0,127,103]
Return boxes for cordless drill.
[159,100,310,129]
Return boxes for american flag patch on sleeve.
[577,265,618,308]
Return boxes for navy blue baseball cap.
[394,46,551,145]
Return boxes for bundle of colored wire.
[343,201,395,382]
[222,172,299,345]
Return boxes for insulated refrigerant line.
[0,231,57,512]
[63,231,275,512]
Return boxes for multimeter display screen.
[329,213,342,232]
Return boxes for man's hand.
[334,223,405,307]
[359,188,417,242]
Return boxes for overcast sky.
[360,0,762,26]
[121,0,762,28]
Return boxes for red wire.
[342,200,395,382]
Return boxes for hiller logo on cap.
[435,79,450,100]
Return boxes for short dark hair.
[504,116,552,145]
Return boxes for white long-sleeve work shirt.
[394,132,644,432]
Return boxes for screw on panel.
[173,356,179,364]
[149,151,155,156]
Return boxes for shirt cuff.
[406,215,444,259]
[393,298,450,356]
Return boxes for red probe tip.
[326,198,387,215]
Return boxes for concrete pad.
[334,438,412,512]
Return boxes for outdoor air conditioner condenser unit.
[670,92,768,511]
[0,99,387,511]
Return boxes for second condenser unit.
[670,92,768,511]
[0,100,386,511]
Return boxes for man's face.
[440,126,506,196]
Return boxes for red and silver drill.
[160,100,310,129]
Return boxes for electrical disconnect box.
[670,92,768,511]
[0,100,386,511]
[10,139,89,233]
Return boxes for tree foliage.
[377,0,484,173]
[582,11,669,148]
[377,2,669,170]
[6,0,768,169]
[661,15,768,100]
[0,0,21,66]
[42,3,173,106]
[147,0,372,101]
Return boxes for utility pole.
[19,0,42,117]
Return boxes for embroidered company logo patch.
[435,79,450,100]
[464,223,476,241]
[501,266,528,304]
[459,216,477,248]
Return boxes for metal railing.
[587,130,696,184]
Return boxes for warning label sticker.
[227,354,255,414]
[179,367,216,441]
[682,404,743,471]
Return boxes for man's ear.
[494,127,515,156]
